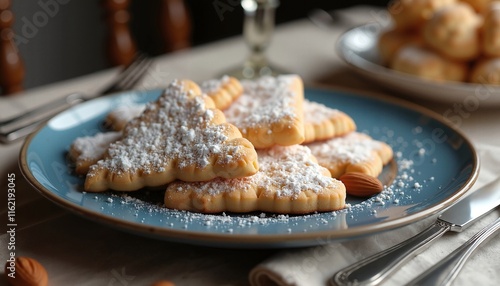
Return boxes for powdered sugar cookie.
[223,75,305,149]
[302,99,356,144]
[165,145,346,214]
[69,132,122,175]
[103,76,243,131]
[104,104,146,131]
[200,76,243,110]
[85,79,259,192]
[306,132,393,178]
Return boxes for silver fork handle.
[1,119,47,143]
[407,217,500,286]
[331,222,450,286]
[0,92,85,127]
[0,92,86,143]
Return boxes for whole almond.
[4,257,48,286]
[340,172,384,197]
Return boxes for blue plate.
[19,87,479,248]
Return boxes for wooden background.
[7,0,388,91]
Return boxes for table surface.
[1,6,499,286]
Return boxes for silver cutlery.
[0,53,152,143]
[331,177,500,286]
[407,216,500,286]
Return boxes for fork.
[0,53,152,143]
[407,216,500,286]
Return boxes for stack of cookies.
[379,0,500,84]
[69,75,393,214]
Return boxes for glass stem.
[242,0,279,70]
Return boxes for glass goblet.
[225,0,286,79]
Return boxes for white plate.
[336,23,500,107]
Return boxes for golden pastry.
[165,145,346,214]
[390,44,468,82]
[423,2,482,61]
[200,76,243,110]
[306,132,393,179]
[68,132,121,175]
[470,58,500,84]
[223,75,305,149]
[85,79,259,192]
[104,104,145,131]
[460,0,496,14]
[482,3,500,57]
[378,28,423,65]
[389,0,457,31]
[302,99,356,144]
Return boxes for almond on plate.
[340,172,384,197]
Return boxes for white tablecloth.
[1,6,499,286]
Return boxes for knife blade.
[331,177,500,286]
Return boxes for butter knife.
[331,177,500,286]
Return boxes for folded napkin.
[249,143,500,286]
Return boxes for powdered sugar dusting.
[107,104,146,126]
[200,75,230,94]
[307,132,384,164]
[256,145,339,198]
[223,75,298,131]
[170,145,340,198]
[72,132,121,161]
[90,80,242,174]
[303,99,341,124]
[85,123,448,234]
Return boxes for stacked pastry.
[379,0,500,84]
[69,75,393,214]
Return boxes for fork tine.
[98,52,150,95]
[113,57,153,92]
